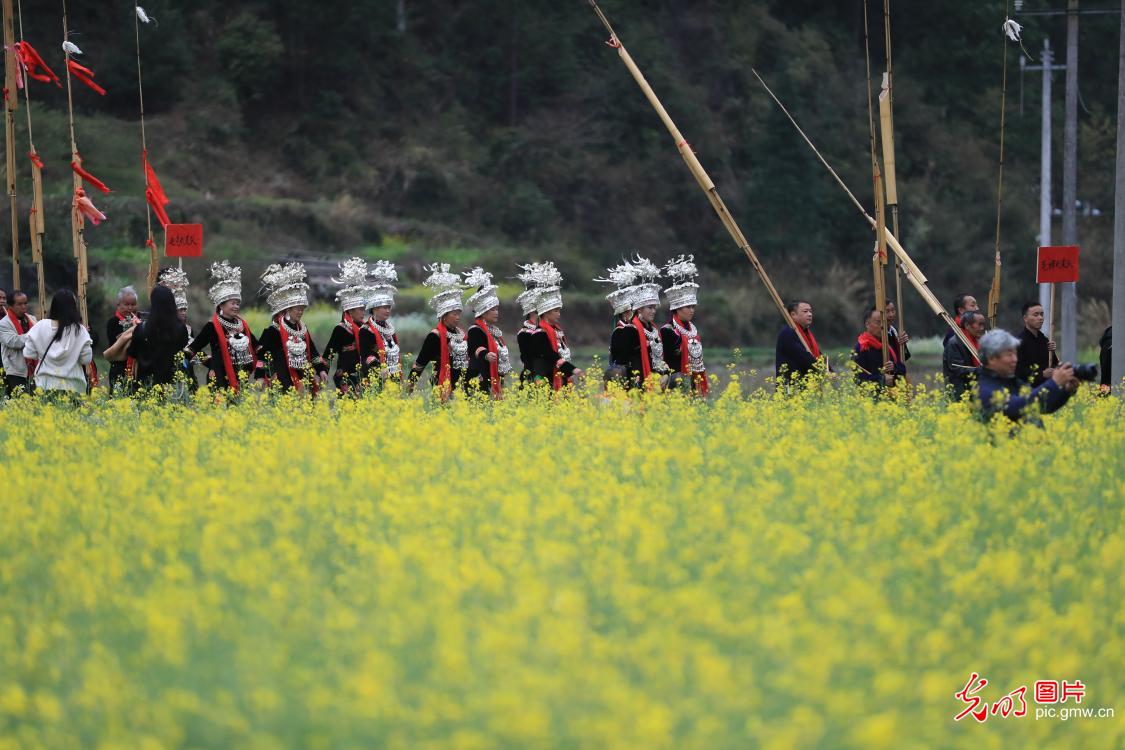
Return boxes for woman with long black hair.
[126,285,190,391]
[22,289,93,395]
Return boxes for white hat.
[367,260,398,309]
[663,254,699,310]
[464,267,500,318]
[260,262,310,316]
[595,261,640,316]
[207,260,242,307]
[162,267,190,310]
[515,263,541,316]
[423,263,465,318]
[629,255,662,310]
[527,261,564,315]
[333,257,373,312]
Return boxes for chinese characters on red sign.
[165,224,203,258]
[1035,245,1080,284]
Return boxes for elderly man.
[943,293,979,346]
[943,310,985,401]
[0,290,37,395]
[852,307,901,391]
[977,329,1076,425]
[106,285,141,393]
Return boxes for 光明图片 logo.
[954,673,1116,722]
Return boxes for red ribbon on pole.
[66,59,106,96]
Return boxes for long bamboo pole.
[61,8,87,325]
[751,68,980,357]
[988,1,1011,330]
[586,1,812,355]
[880,0,905,340]
[16,0,46,316]
[134,0,158,289]
[863,0,890,370]
[2,0,19,289]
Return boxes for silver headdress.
[517,261,563,316]
[260,262,311,317]
[423,263,465,317]
[161,267,190,310]
[595,260,639,316]
[663,254,699,310]
[629,255,662,310]
[207,260,242,307]
[515,263,542,316]
[367,260,398,310]
[464,267,500,318]
[333,257,373,312]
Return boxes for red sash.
[434,322,453,399]
[368,319,388,367]
[115,311,137,379]
[796,324,821,359]
[539,321,565,391]
[212,313,257,392]
[960,327,982,366]
[278,316,317,394]
[475,318,503,397]
[6,309,37,373]
[857,331,899,363]
[632,317,652,384]
[673,314,708,395]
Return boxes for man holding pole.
[943,293,979,345]
[775,300,824,388]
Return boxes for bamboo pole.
[2,0,19,289]
[134,0,158,289]
[863,0,890,369]
[16,0,46,316]
[880,0,905,339]
[988,2,1010,330]
[751,68,980,357]
[586,1,812,355]
[62,9,88,325]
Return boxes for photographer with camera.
[977,329,1087,426]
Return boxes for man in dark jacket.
[775,300,825,388]
[852,308,902,392]
[943,311,985,401]
[943,293,979,346]
[1015,301,1056,387]
[977,329,1077,426]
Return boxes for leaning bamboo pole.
[586,0,813,355]
[751,68,980,357]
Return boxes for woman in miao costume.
[464,267,512,398]
[257,262,329,393]
[186,261,263,393]
[409,263,469,400]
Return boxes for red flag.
[66,60,106,96]
[28,151,44,169]
[143,151,171,228]
[71,157,111,194]
[13,42,61,87]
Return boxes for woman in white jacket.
[23,289,93,395]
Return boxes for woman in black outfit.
[127,286,190,391]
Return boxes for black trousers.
[4,375,32,397]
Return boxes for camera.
[1073,363,1098,382]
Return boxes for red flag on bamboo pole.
[143,150,170,228]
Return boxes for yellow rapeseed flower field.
[0,380,1121,749]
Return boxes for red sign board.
[165,224,203,258]
[1036,245,1079,284]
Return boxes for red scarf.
[475,318,503,397]
[796,324,821,359]
[277,316,317,394]
[212,313,257,392]
[857,331,899,363]
[673,314,708,395]
[434,322,454,400]
[368,319,388,366]
[632,316,654,386]
[960,326,982,366]
[539,320,565,391]
[6,308,37,373]
[115,310,137,379]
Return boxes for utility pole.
[1114,0,1125,391]
[1022,39,1066,327]
[1061,0,1079,363]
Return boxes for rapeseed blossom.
[0,380,1121,748]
